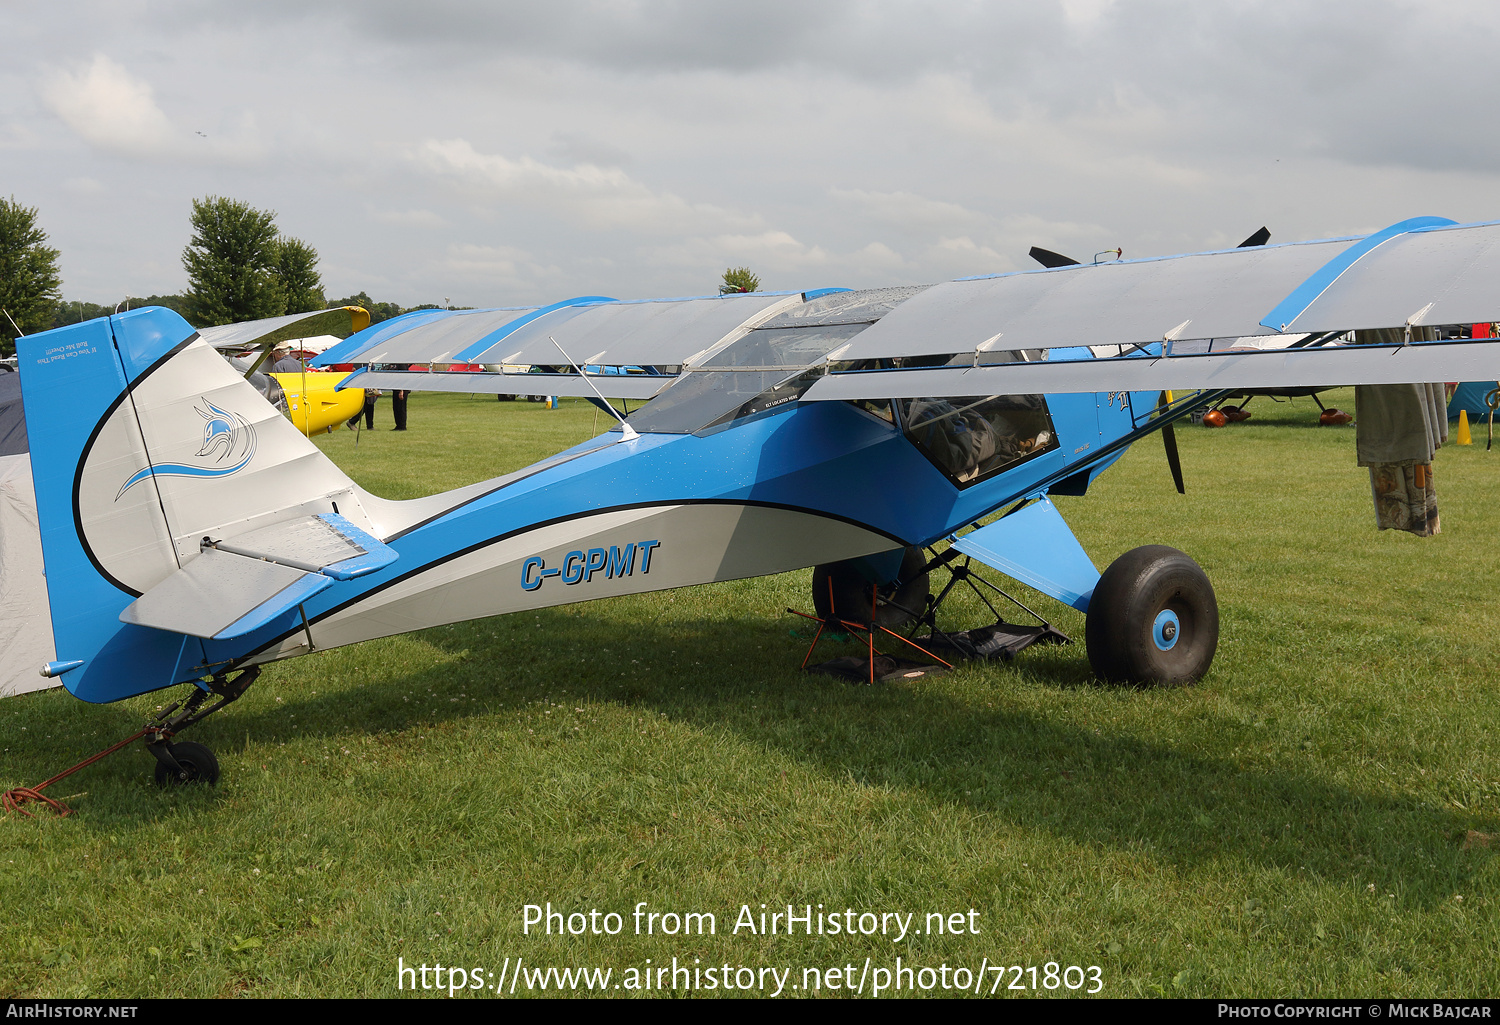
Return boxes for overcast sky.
[5,0,1500,310]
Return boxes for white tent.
[281,334,341,358]
[0,372,55,698]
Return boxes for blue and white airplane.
[16,215,1500,784]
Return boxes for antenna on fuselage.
[548,335,639,441]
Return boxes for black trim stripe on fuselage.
[231,498,910,668]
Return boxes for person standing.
[392,389,410,431]
[270,346,304,374]
[346,388,381,430]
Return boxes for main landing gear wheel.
[812,547,930,630]
[153,741,221,786]
[1085,545,1218,686]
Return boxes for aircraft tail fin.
[17,308,370,702]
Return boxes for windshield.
[623,322,866,434]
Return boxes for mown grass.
[2,389,1499,999]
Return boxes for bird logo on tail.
[115,399,258,500]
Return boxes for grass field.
[3,389,1499,999]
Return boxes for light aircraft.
[267,369,367,436]
[15,215,1500,786]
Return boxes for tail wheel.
[1085,545,1218,685]
[153,741,221,786]
[812,547,930,630]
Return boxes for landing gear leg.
[144,667,260,786]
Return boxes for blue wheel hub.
[1152,609,1181,651]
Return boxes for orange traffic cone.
[1458,409,1473,446]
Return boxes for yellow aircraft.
[271,369,367,435]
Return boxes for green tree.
[135,293,189,316]
[181,196,288,325]
[50,300,112,330]
[51,295,188,332]
[0,197,63,356]
[720,266,760,294]
[276,236,325,314]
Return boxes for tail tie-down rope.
[2,729,148,818]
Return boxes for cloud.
[42,54,178,157]
[636,229,826,275]
[414,137,763,234]
[371,208,449,229]
[997,212,1112,251]
[547,131,633,169]
[40,54,262,163]
[824,192,1108,277]
[172,0,878,74]
[923,235,1011,273]
[633,231,942,290]
[830,188,985,237]
[851,242,904,272]
[15,2,1500,306]
[62,176,105,196]
[707,230,830,269]
[443,242,535,276]
[1059,0,1116,26]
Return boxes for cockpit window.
[619,285,932,435]
[623,323,863,434]
[899,394,1057,487]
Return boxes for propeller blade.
[1162,422,1185,494]
[1028,246,1081,268]
[1238,227,1271,248]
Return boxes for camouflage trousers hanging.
[1368,461,1440,536]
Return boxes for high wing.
[805,337,1500,401]
[800,216,1500,402]
[307,216,1500,405]
[199,306,373,383]
[312,291,808,399]
[198,306,372,352]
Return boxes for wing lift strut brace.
[914,537,1073,658]
[788,542,1070,685]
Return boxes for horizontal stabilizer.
[119,514,397,639]
[119,547,334,640]
[950,497,1099,612]
[211,513,397,580]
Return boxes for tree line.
[1,193,763,358]
[0,196,437,357]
